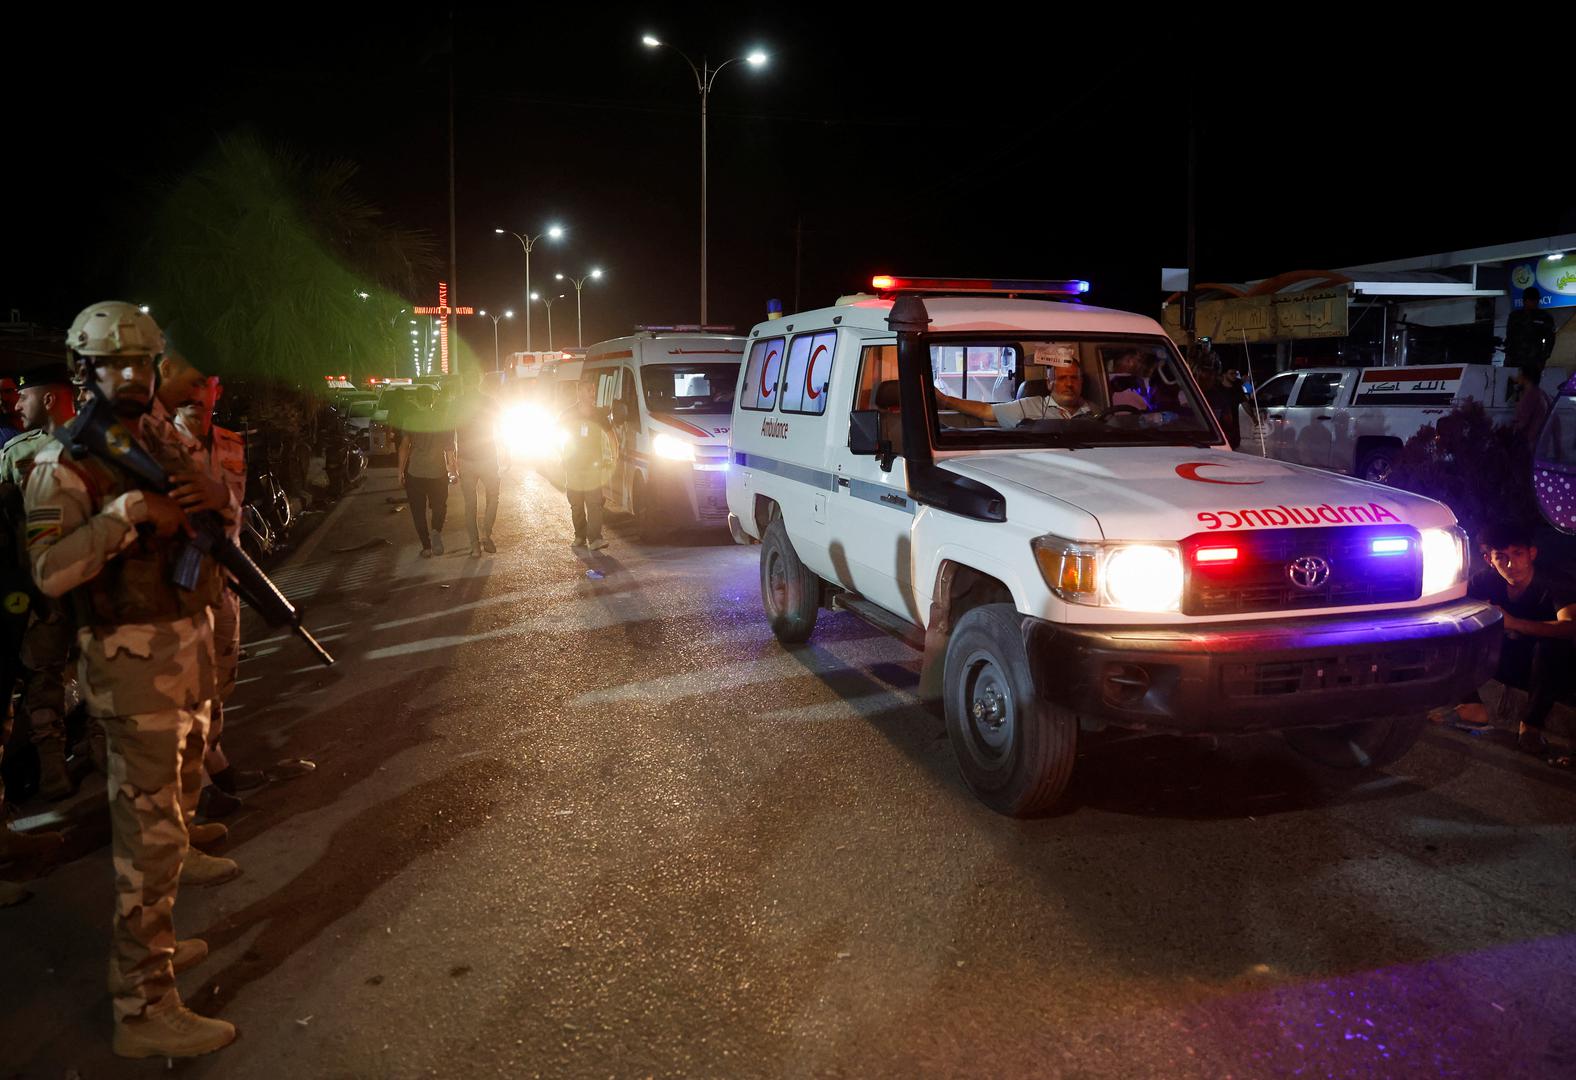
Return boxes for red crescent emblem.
[1175,461,1264,485]
[805,343,828,400]
[759,348,779,398]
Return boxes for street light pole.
[642,36,767,325]
[555,269,604,347]
[532,293,566,351]
[478,309,514,372]
[495,225,563,353]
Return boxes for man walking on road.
[560,379,613,550]
[451,370,505,557]
[397,388,457,558]
[0,362,80,801]
[26,302,238,1059]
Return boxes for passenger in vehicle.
[1108,348,1158,411]
[936,359,1095,428]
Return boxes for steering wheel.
[1097,404,1144,421]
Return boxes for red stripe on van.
[594,349,634,359]
[651,414,712,439]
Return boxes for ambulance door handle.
[1314,415,1333,421]
[836,477,850,487]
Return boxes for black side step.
[831,593,926,652]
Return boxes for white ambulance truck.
[1241,363,1571,482]
[582,329,746,537]
[725,277,1501,816]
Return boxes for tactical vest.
[62,442,224,629]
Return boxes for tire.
[759,516,819,644]
[942,604,1077,816]
[1355,446,1397,484]
[633,476,667,543]
[1282,713,1427,770]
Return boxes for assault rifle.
[57,398,335,666]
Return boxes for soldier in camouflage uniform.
[26,302,239,1059]
[162,352,258,821]
[0,361,80,801]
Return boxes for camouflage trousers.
[210,592,241,745]
[103,701,211,1022]
[18,607,72,748]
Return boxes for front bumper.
[1026,600,1501,734]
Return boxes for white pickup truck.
[1240,363,1571,482]
[726,277,1501,816]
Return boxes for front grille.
[692,466,729,517]
[1219,642,1458,699]
[1183,526,1422,616]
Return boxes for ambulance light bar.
[870,275,1090,297]
[636,324,738,333]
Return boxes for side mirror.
[849,410,882,455]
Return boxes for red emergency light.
[870,275,1091,298]
[1194,546,1239,564]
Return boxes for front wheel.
[759,516,819,644]
[943,604,1076,816]
[633,476,668,543]
[1283,713,1426,770]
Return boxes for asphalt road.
[3,466,1575,1079]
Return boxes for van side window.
[854,344,899,409]
[595,370,618,408]
[780,331,837,415]
[741,337,785,411]
[1293,372,1344,408]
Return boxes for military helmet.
[65,302,165,360]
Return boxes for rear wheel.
[1356,445,1398,484]
[1283,713,1426,770]
[759,517,819,644]
[943,604,1076,816]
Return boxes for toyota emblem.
[1286,555,1332,590]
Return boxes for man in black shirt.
[1504,287,1557,381]
[1448,521,1576,755]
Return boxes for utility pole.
[448,9,459,324]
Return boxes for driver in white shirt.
[937,359,1096,429]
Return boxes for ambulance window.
[1255,373,1298,409]
[781,331,837,415]
[855,345,899,409]
[1293,372,1344,408]
[740,337,785,412]
[930,345,1018,401]
[595,370,618,408]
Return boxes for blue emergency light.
[871,275,1090,297]
[1370,538,1410,555]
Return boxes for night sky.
[5,7,1566,363]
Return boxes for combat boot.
[172,938,209,974]
[0,824,64,861]
[186,822,228,849]
[112,1004,236,1059]
[179,850,241,888]
[36,744,76,801]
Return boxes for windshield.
[641,363,739,414]
[925,335,1220,448]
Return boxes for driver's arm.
[933,390,996,421]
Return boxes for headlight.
[1421,525,1467,596]
[653,432,695,462]
[1032,536,1183,613]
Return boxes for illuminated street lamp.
[478,309,515,372]
[555,268,604,347]
[530,292,567,352]
[495,224,564,352]
[641,34,768,324]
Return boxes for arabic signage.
[1350,365,1463,407]
[1164,287,1349,343]
[1510,256,1576,309]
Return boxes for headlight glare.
[1421,525,1466,596]
[653,432,695,461]
[1032,536,1182,612]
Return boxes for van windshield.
[925,335,1221,448]
[641,363,739,414]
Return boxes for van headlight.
[1031,536,1183,613]
[653,432,695,462]
[1420,525,1467,596]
